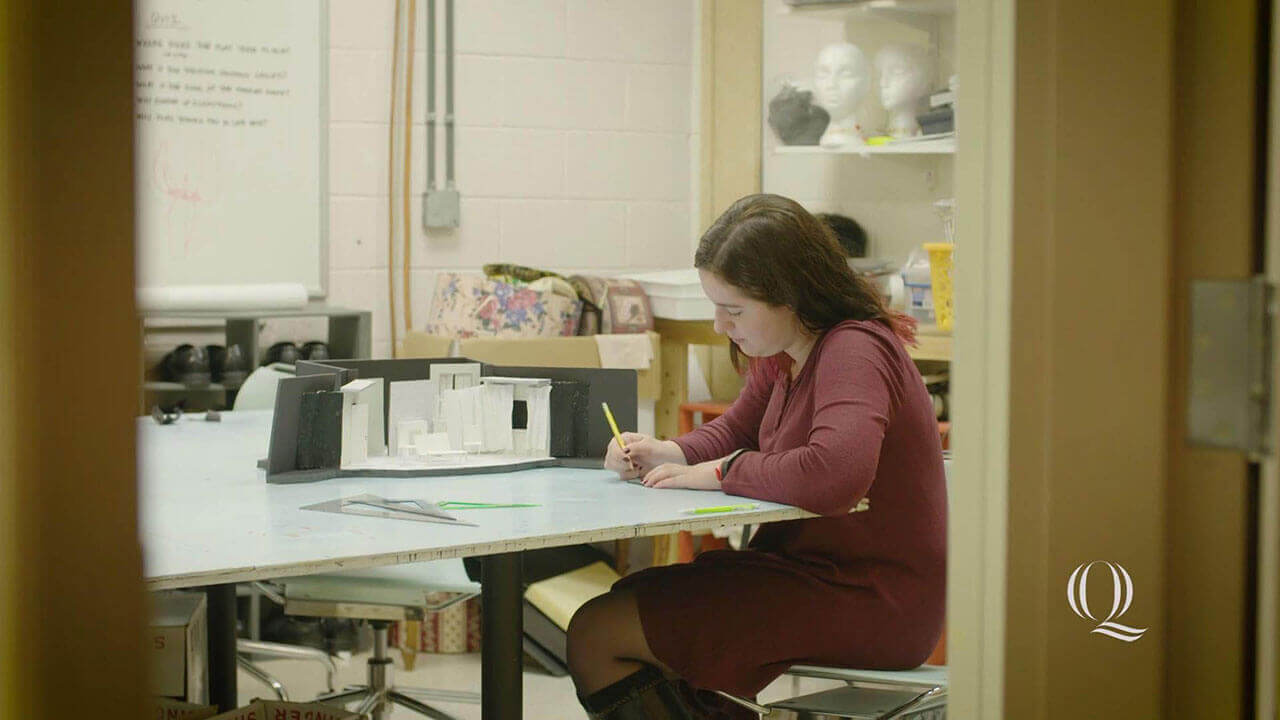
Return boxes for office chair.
[246,562,482,720]
[715,665,946,719]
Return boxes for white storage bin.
[623,269,715,320]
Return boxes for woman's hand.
[604,433,687,480]
[642,459,723,490]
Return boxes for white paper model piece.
[341,402,370,466]
[341,378,386,458]
[481,377,552,456]
[422,432,451,453]
[814,42,871,148]
[388,379,438,454]
[431,362,481,391]
[480,381,515,453]
[875,44,932,138]
[458,386,484,452]
[334,367,556,474]
[440,386,485,452]
[395,419,431,457]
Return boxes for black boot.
[161,344,211,388]
[579,664,698,720]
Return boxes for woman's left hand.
[642,459,723,490]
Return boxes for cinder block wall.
[320,0,701,358]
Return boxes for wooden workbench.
[653,318,953,439]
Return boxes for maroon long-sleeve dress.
[614,318,947,713]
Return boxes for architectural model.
[263,357,637,484]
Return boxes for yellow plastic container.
[923,242,954,331]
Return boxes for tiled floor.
[238,646,846,719]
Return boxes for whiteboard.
[134,0,328,296]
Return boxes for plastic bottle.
[901,248,935,324]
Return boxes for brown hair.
[694,193,916,370]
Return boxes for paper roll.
[137,283,309,312]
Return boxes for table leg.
[656,337,688,440]
[482,552,523,720]
[206,583,238,711]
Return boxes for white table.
[139,410,811,718]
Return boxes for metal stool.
[719,664,947,719]
[249,561,482,720]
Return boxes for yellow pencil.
[602,402,627,449]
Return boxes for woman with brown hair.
[566,193,947,719]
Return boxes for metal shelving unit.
[140,303,372,411]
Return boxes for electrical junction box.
[424,187,461,228]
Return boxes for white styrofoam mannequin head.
[814,42,870,147]
[875,44,932,137]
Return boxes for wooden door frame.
[951,0,1014,715]
[955,0,1210,717]
[0,3,145,716]
[1260,0,1280,715]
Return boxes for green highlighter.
[681,503,759,515]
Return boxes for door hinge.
[1188,276,1273,456]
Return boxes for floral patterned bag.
[424,272,581,339]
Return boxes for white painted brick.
[625,63,691,133]
[323,0,700,318]
[455,0,567,57]
[501,58,568,129]
[564,132,628,199]
[409,52,506,127]
[622,133,689,201]
[625,201,692,268]
[330,124,389,196]
[330,195,390,270]
[402,51,423,128]
[412,197,502,268]
[566,0,692,64]
[499,199,625,268]
[407,124,429,197]
[454,128,565,198]
[452,54,506,127]
[564,1,626,61]
[688,131,702,249]
[328,268,392,343]
[619,0,694,65]
[330,50,391,124]
[564,62,627,131]
[329,0,395,51]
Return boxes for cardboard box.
[147,591,208,704]
[148,697,218,720]
[205,700,362,720]
[400,331,661,401]
[524,560,620,631]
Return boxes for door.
[955,0,1276,717]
